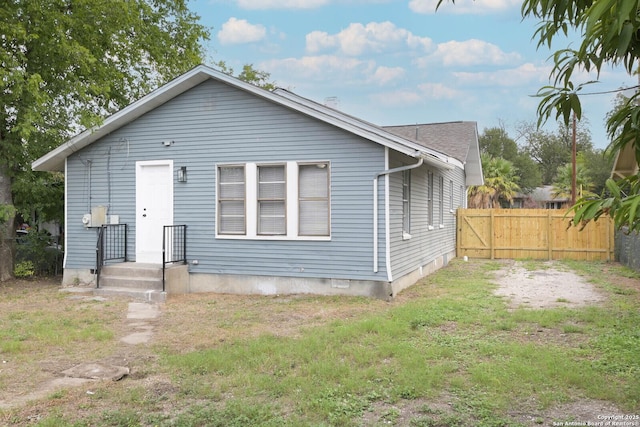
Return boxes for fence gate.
[457,209,614,261]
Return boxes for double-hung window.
[218,166,246,235]
[217,161,330,239]
[402,169,411,235]
[449,180,454,212]
[258,165,286,235]
[299,163,330,236]
[427,171,434,228]
[439,175,444,226]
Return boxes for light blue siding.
[66,80,389,282]
[388,151,464,279]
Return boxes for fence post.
[490,209,495,260]
[456,209,461,258]
[547,210,552,260]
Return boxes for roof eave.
[33,64,466,174]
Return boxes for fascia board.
[32,66,214,171]
[273,89,456,165]
[32,64,462,173]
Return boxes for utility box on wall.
[83,206,107,228]
[91,206,107,227]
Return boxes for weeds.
[3,259,640,425]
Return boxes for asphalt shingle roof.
[383,121,477,164]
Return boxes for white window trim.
[402,169,411,239]
[216,161,331,241]
[439,175,445,227]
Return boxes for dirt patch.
[492,260,606,309]
[1,262,637,426]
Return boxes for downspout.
[373,154,424,277]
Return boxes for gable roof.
[383,122,483,185]
[611,143,638,179]
[32,64,478,181]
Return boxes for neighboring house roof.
[611,143,638,179]
[530,185,570,203]
[383,122,483,185]
[32,64,480,182]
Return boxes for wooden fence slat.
[457,208,614,261]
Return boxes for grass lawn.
[0,259,639,426]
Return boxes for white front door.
[136,160,173,264]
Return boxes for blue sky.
[190,0,635,149]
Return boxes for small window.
[218,166,246,235]
[258,165,286,235]
[449,180,454,211]
[427,171,434,227]
[402,170,411,234]
[460,185,465,208]
[299,163,330,236]
[439,175,444,225]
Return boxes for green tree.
[580,149,614,196]
[479,126,518,161]
[552,163,596,200]
[0,0,209,280]
[521,0,640,231]
[469,154,521,208]
[517,120,594,185]
[512,154,542,193]
[479,126,542,193]
[214,61,277,90]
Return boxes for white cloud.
[417,82,463,99]
[306,30,338,53]
[369,66,405,85]
[236,0,329,9]
[453,63,551,86]
[305,22,432,56]
[369,81,462,107]
[217,18,267,45]
[419,39,521,67]
[370,90,423,106]
[409,0,521,14]
[260,55,375,81]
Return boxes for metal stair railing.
[96,224,127,288]
[162,225,187,292]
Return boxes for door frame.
[135,160,174,263]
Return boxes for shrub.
[14,260,35,278]
[15,230,63,276]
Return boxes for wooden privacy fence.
[457,209,614,261]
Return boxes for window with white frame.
[427,171,434,227]
[402,169,411,234]
[258,165,286,235]
[460,185,465,208]
[439,175,444,225]
[449,180,454,212]
[217,161,330,239]
[299,163,330,236]
[218,166,246,235]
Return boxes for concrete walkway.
[121,302,161,345]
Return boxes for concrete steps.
[97,263,166,302]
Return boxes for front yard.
[0,259,639,426]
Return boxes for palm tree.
[469,154,521,208]
[552,163,595,200]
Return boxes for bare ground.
[492,260,606,310]
[1,260,638,426]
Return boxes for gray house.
[33,65,483,299]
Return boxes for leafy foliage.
[521,0,640,231]
[0,1,209,278]
[213,61,277,90]
[552,163,596,200]
[468,154,520,208]
[479,126,542,192]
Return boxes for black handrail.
[96,224,127,288]
[162,225,187,292]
